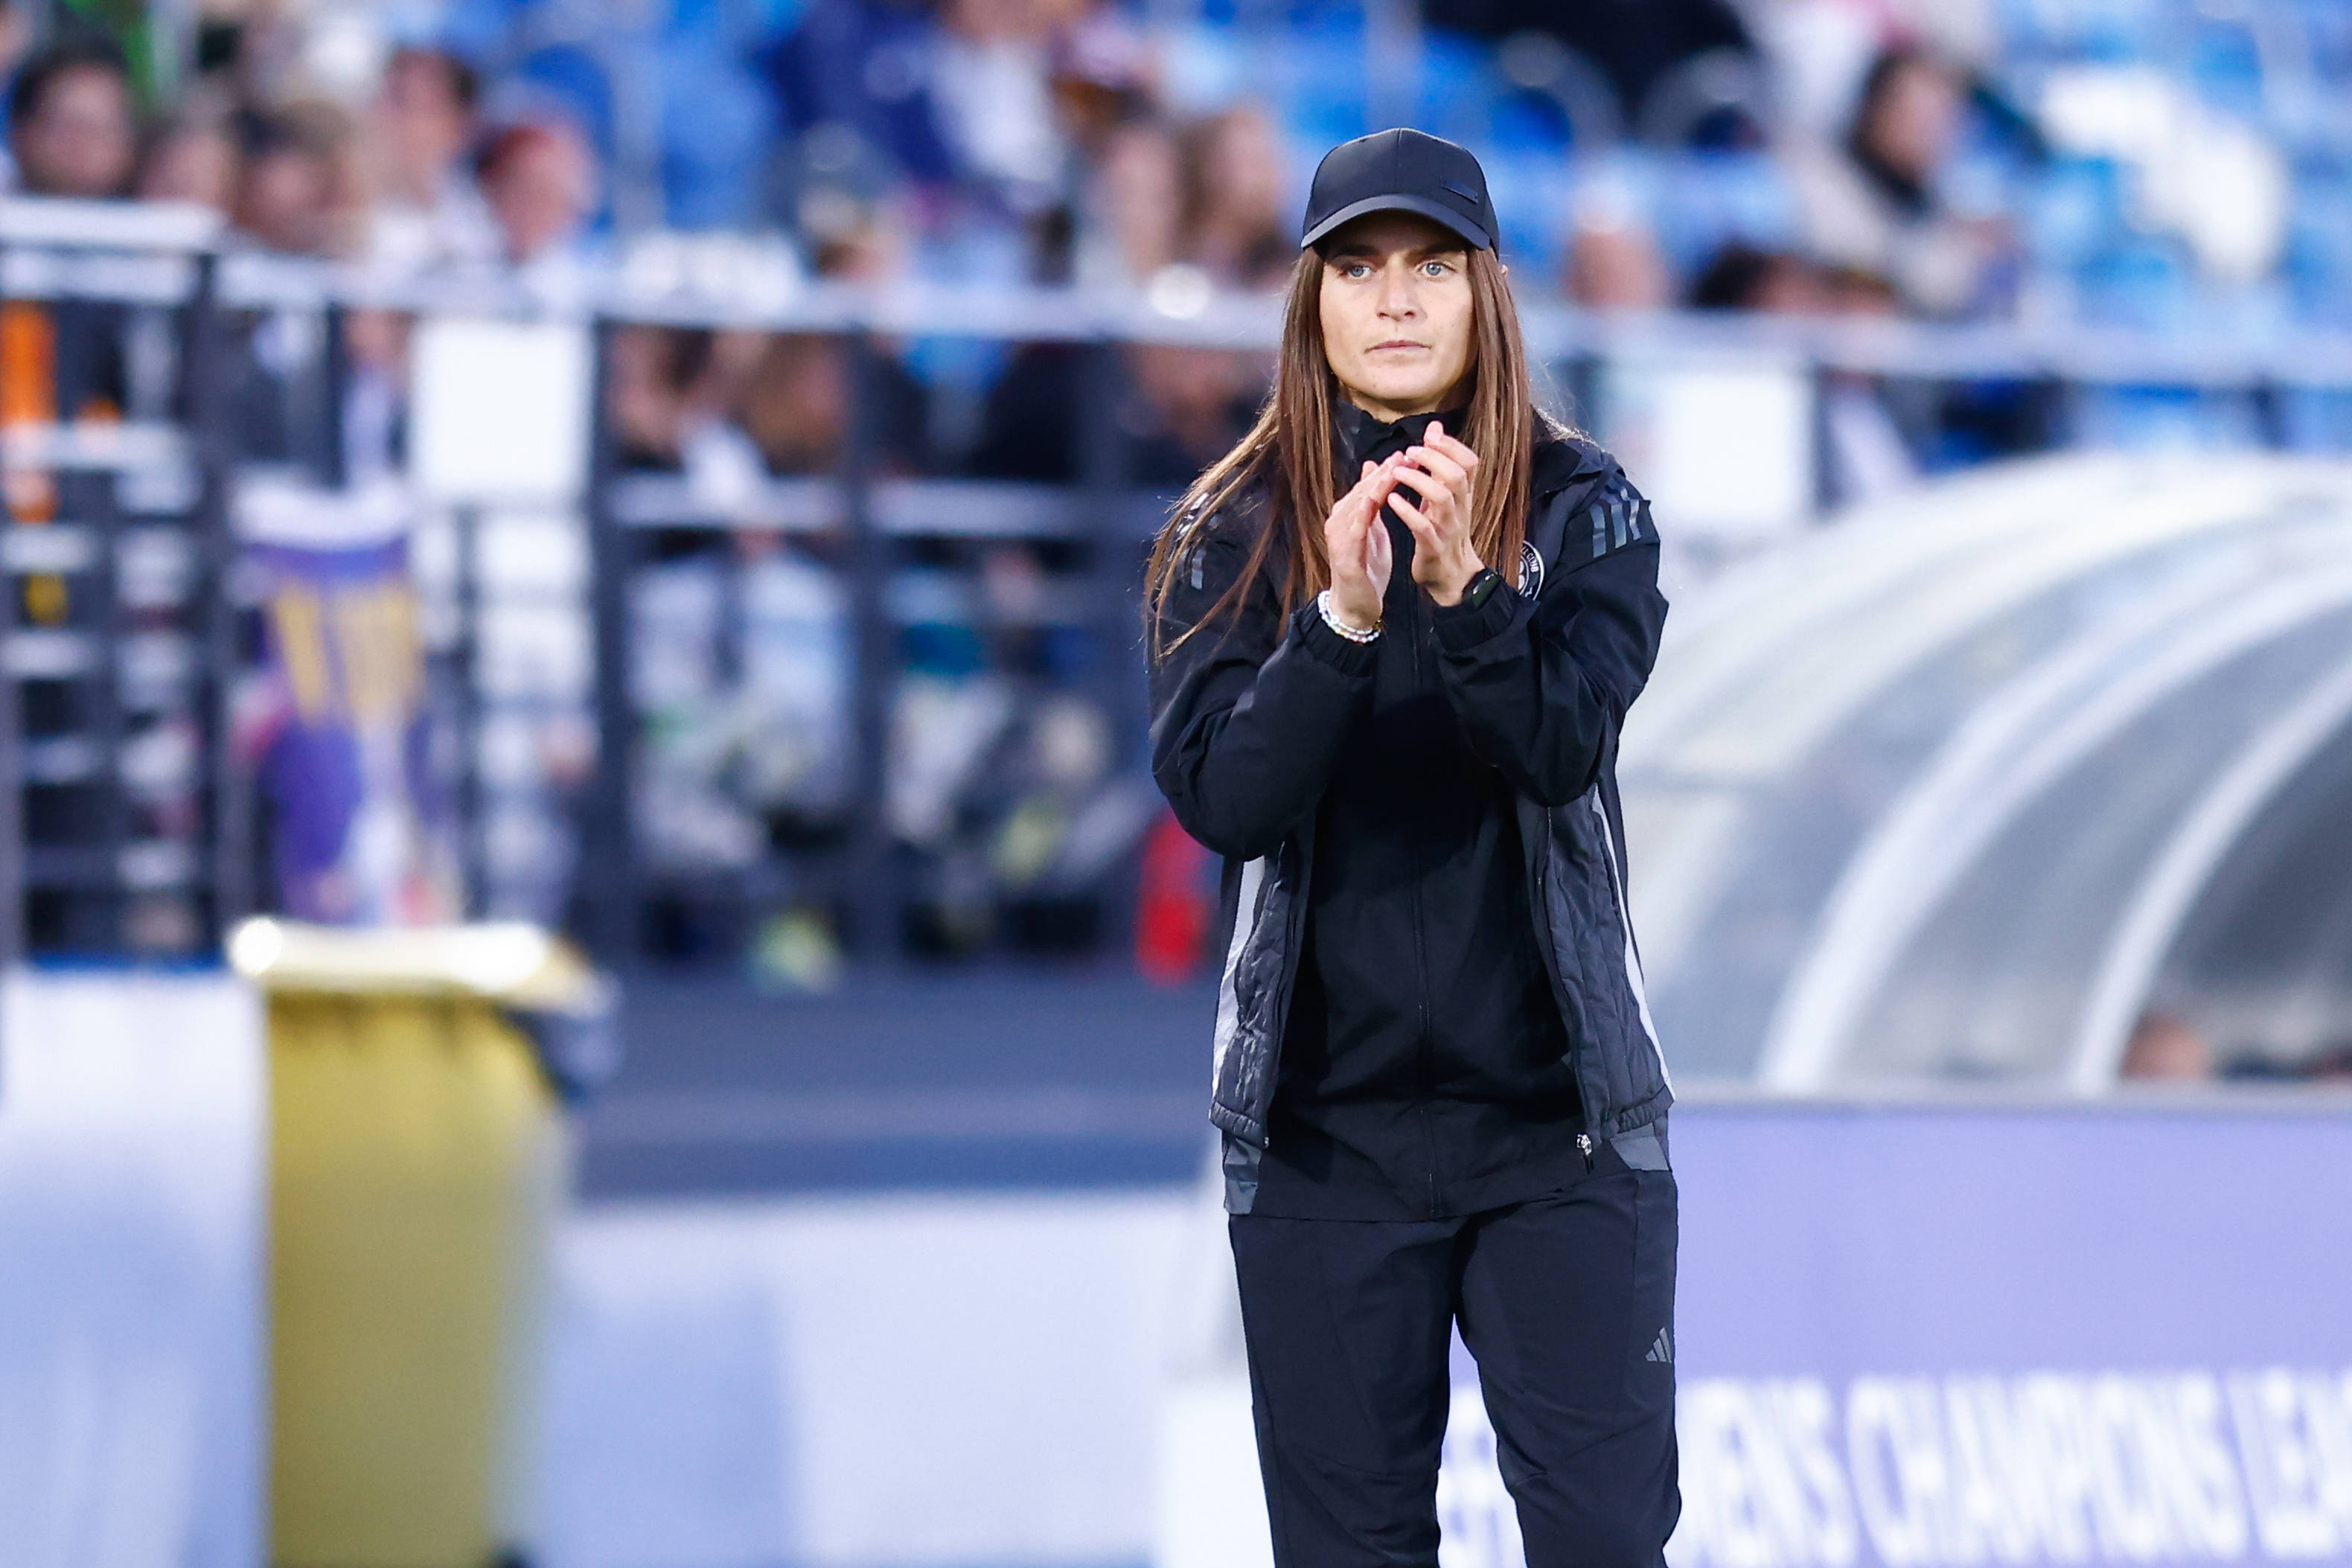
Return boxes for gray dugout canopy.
[1621,452,2352,1091]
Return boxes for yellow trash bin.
[229,919,613,1568]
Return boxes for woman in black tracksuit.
[1145,129,1679,1567]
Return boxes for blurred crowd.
[2,0,2333,485]
[0,26,598,287]
[0,0,2041,321]
[2123,1009,2352,1087]
[0,1,2311,310]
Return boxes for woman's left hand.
[1391,420,1485,606]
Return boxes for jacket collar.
[1330,400,1606,499]
[1532,422,1608,497]
[1332,399,1467,470]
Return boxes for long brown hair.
[1144,242,1537,659]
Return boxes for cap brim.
[1302,193,1492,252]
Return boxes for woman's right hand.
[1322,458,1396,632]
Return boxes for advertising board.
[1431,1101,2352,1568]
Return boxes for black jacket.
[1149,415,1673,1214]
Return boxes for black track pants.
[1228,1154,1679,1567]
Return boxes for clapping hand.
[1390,420,1484,606]
[1322,456,1399,632]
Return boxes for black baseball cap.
[1300,128,1499,254]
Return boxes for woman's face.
[379,54,473,196]
[1206,109,1282,229]
[487,132,592,263]
[1862,60,1960,186]
[16,65,135,198]
[1316,211,1476,420]
[238,149,336,255]
[1101,123,1180,278]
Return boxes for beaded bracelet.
[1316,589,1381,643]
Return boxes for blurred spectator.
[2306,1043,2352,1085]
[741,335,863,474]
[791,183,930,471]
[978,99,1261,484]
[769,0,1074,278]
[1072,115,1178,289]
[763,0,960,199]
[2121,1011,2213,1083]
[607,327,856,484]
[971,330,1259,486]
[234,106,355,257]
[1121,342,1263,477]
[741,330,927,476]
[478,119,598,299]
[137,107,240,215]
[1850,48,1956,204]
[1690,242,1824,313]
[7,38,135,199]
[1785,44,2012,318]
[365,47,498,274]
[1819,262,1903,316]
[1564,220,1672,312]
[610,311,927,482]
[930,0,1068,217]
[1047,2,1156,162]
[1179,105,1291,291]
[610,325,719,471]
[657,167,935,482]
[481,120,594,262]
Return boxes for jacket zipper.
[1405,583,1441,1218]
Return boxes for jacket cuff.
[1431,581,1522,651]
[1291,602,1382,676]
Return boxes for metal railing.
[0,202,240,962]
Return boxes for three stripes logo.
[1645,1327,1674,1366]
[1588,476,1654,562]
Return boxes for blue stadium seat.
[1646,148,1795,280]
[658,34,776,228]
